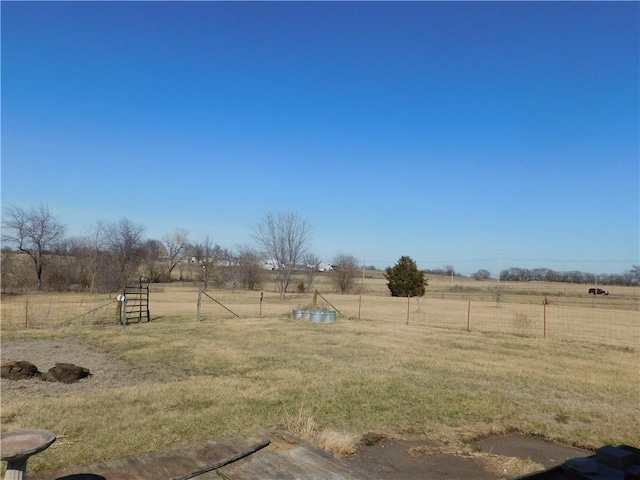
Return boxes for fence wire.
[2,287,637,349]
[1,293,119,329]
[197,290,638,349]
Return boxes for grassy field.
[1,279,639,477]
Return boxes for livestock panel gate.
[122,277,150,324]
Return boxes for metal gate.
[122,277,150,324]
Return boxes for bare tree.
[140,239,167,282]
[331,252,360,294]
[1,249,18,293]
[162,229,189,281]
[1,204,66,291]
[45,237,89,291]
[251,212,312,299]
[235,244,263,291]
[193,235,233,290]
[84,221,107,293]
[302,252,320,293]
[105,218,145,288]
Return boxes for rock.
[42,363,91,384]
[1,360,42,380]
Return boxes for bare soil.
[1,339,592,479]
[347,434,591,479]
[0,338,177,402]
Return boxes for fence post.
[197,290,202,322]
[259,291,263,318]
[543,301,547,338]
[406,295,410,325]
[467,297,471,332]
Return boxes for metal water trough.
[292,309,311,320]
[292,310,336,323]
[310,310,336,324]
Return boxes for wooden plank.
[31,430,371,480]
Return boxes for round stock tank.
[292,310,311,320]
[310,310,336,324]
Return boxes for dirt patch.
[0,338,177,402]
[349,436,498,479]
[475,433,592,470]
[346,433,592,479]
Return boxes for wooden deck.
[32,429,372,480]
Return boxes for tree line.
[0,205,367,296]
[425,265,639,287]
[495,266,639,286]
[2,204,636,294]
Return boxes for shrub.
[513,312,532,337]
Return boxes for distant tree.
[105,218,145,288]
[196,236,217,290]
[1,204,66,291]
[331,252,360,294]
[385,256,427,297]
[44,239,84,291]
[473,269,492,281]
[82,222,108,293]
[235,244,263,290]
[302,252,320,293]
[1,250,17,293]
[162,229,189,281]
[140,239,167,282]
[251,211,312,299]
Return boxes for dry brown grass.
[1,281,638,477]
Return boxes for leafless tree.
[196,236,220,290]
[105,218,145,288]
[141,239,167,283]
[331,252,360,294]
[162,229,189,281]
[82,222,108,293]
[1,250,18,292]
[40,237,92,291]
[0,250,35,291]
[251,212,312,299]
[1,204,66,291]
[235,244,263,291]
[302,252,320,293]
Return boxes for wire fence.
[197,290,639,349]
[1,293,118,329]
[2,286,637,349]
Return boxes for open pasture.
[9,275,636,346]
[1,280,638,477]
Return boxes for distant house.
[318,263,334,272]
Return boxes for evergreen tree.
[384,256,427,297]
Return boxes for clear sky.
[2,1,638,275]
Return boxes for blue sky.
[2,1,638,275]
